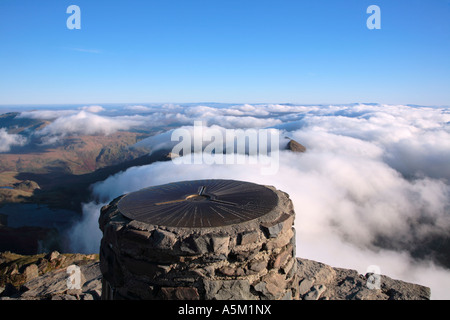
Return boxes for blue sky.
[0,0,449,106]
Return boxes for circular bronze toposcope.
[116,179,279,228]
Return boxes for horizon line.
[1,102,449,108]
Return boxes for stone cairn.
[99,181,299,300]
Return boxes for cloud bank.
[65,103,450,299]
[29,110,143,144]
[37,110,140,136]
[0,128,27,152]
[79,105,105,113]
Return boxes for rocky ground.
[295,258,430,300]
[0,251,430,300]
[0,251,100,300]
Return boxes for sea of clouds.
[9,103,450,299]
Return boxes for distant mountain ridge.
[0,111,151,207]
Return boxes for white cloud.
[184,105,221,118]
[290,104,450,181]
[229,104,270,116]
[208,115,281,128]
[67,202,105,254]
[79,105,105,113]
[134,124,289,157]
[35,110,143,143]
[124,105,153,112]
[0,128,27,152]
[18,109,77,120]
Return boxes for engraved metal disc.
[117,179,278,228]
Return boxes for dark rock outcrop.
[286,139,306,153]
[12,180,40,192]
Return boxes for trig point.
[99,179,299,300]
